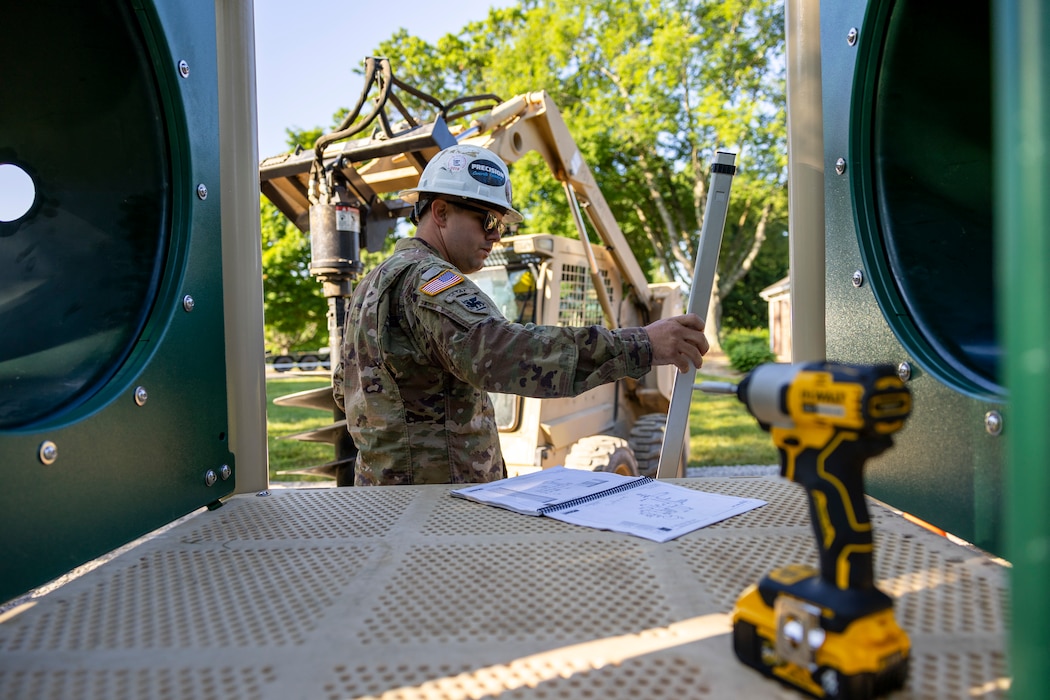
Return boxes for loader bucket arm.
[258,71,683,482]
[259,87,653,310]
[461,91,652,310]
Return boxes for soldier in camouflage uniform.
[333,145,709,486]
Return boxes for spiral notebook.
[451,465,766,543]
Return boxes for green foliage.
[722,327,777,373]
[688,370,777,465]
[266,376,335,481]
[260,125,325,354]
[263,0,789,346]
[279,126,323,157]
[367,0,788,297]
[721,228,789,330]
[260,198,326,353]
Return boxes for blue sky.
[253,0,514,158]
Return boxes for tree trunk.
[704,271,723,355]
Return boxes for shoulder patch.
[420,266,443,282]
[420,269,464,296]
[453,293,490,314]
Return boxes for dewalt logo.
[800,389,845,404]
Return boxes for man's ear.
[430,199,449,226]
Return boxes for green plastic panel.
[995,1,1050,697]
[822,0,1005,554]
[0,0,234,603]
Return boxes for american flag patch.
[420,269,464,296]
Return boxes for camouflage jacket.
[333,237,653,486]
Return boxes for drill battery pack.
[731,564,910,700]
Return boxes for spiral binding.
[538,476,654,514]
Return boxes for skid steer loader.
[259,57,688,483]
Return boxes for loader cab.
[468,233,636,475]
[469,245,542,432]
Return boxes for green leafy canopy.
[261,0,789,349]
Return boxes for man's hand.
[645,314,710,373]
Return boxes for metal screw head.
[182,295,195,312]
[835,157,847,175]
[851,270,864,287]
[178,60,190,78]
[985,411,1003,436]
[219,464,232,481]
[897,362,912,382]
[39,440,58,465]
[204,470,218,487]
[134,386,149,406]
[196,183,208,200]
[847,27,859,46]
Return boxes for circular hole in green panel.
[0,164,37,222]
[0,2,171,428]
[854,1,998,396]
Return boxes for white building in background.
[760,275,791,361]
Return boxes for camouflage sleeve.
[405,279,652,398]
[332,359,345,413]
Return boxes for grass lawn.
[265,375,339,483]
[266,371,777,482]
[687,376,779,466]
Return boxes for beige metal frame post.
[217,0,269,493]
[655,152,737,479]
[786,0,826,362]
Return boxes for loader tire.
[628,413,688,477]
[564,436,639,477]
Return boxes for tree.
[259,127,326,354]
[260,196,324,354]
[722,227,788,331]
[261,1,787,349]
[369,0,788,348]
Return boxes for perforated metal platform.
[0,476,1008,699]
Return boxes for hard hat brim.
[398,187,423,204]
[399,188,523,224]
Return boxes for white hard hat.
[399,144,523,224]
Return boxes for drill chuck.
[736,363,805,429]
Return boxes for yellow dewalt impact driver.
[702,362,912,700]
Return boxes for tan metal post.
[786,0,826,361]
[216,0,269,493]
[656,153,737,479]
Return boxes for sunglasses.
[448,200,508,237]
